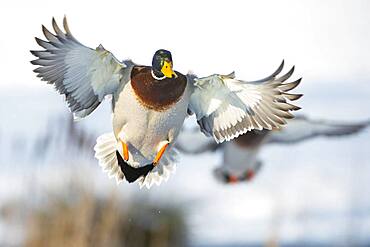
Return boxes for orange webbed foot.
[120,140,129,161]
[153,141,169,166]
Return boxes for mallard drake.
[31,17,303,188]
[176,115,370,184]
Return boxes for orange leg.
[153,143,169,166]
[120,140,129,161]
[246,170,255,181]
[228,175,239,184]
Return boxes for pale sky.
[1,0,370,90]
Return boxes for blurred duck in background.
[176,115,370,184]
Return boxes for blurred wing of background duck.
[267,115,370,144]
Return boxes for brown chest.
[130,66,187,111]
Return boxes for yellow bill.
[161,61,177,78]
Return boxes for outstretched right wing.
[31,17,131,119]
[188,61,302,143]
[267,115,370,144]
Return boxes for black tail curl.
[116,151,154,183]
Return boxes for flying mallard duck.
[30,17,302,188]
[176,115,370,184]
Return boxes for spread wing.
[31,17,131,119]
[175,127,221,154]
[188,61,302,143]
[267,115,370,144]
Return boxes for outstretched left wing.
[175,127,220,154]
[188,61,302,143]
[31,17,130,120]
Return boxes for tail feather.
[94,133,124,184]
[94,132,177,188]
[138,148,178,189]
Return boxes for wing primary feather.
[274,101,301,111]
[52,17,66,38]
[63,16,80,44]
[277,66,295,82]
[42,25,60,44]
[30,50,56,60]
[247,60,284,83]
[35,37,55,50]
[282,92,303,101]
[31,58,56,66]
[272,107,295,119]
[278,78,302,92]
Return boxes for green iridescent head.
[152,49,177,79]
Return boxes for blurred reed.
[24,183,187,247]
